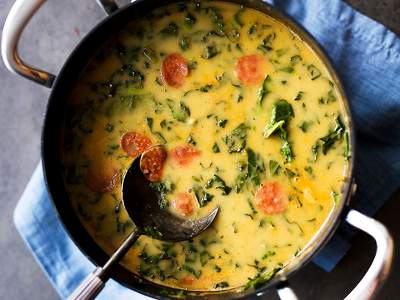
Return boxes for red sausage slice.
[86,161,119,193]
[121,131,152,158]
[236,54,267,85]
[140,146,167,182]
[170,145,200,166]
[161,53,189,88]
[254,182,288,215]
[180,275,195,285]
[172,193,195,216]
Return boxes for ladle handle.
[67,268,104,300]
[67,228,141,300]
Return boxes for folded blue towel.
[14,0,400,299]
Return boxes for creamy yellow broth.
[62,1,349,292]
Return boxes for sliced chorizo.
[170,145,200,166]
[254,181,288,215]
[161,53,189,88]
[140,146,167,182]
[172,192,195,216]
[120,131,152,158]
[236,54,267,85]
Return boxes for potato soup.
[62,1,349,292]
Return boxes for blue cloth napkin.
[14,0,400,299]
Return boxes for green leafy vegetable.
[217,119,228,128]
[182,264,202,279]
[215,281,229,289]
[105,123,114,132]
[199,84,213,92]
[269,160,280,176]
[279,66,294,73]
[247,148,265,186]
[272,99,295,124]
[212,143,220,153]
[188,60,198,70]
[261,250,276,260]
[167,100,190,122]
[245,267,281,290]
[248,23,257,35]
[294,91,304,101]
[193,186,214,207]
[276,48,288,57]
[206,174,232,195]
[331,190,341,205]
[202,44,220,59]
[304,166,313,176]
[154,132,167,144]
[319,116,345,154]
[290,55,302,64]
[208,6,225,36]
[146,117,153,131]
[263,120,285,139]
[311,143,319,162]
[179,37,191,51]
[232,6,245,29]
[184,13,197,28]
[263,99,294,138]
[223,123,248,153]
[281,141,294,163]
[143,46,158,63]
[257,75,271,106]
[160,22,179,37]
[234,161,247,192]
[213,265,222,273]
[143,226,163,239]
[187,135,196,145]
[149,181,174,209]
[298,120,313,133]
[200,250,214,266]
[307,64,321,80]
[263,100,295,162]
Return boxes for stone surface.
[0,1,398,299]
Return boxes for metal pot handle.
[277,209,393,300]
[1,0,118,87]
[96,0,119,15]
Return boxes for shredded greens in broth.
[62,1,349,292]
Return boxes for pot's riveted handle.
[95,0,118,15]
[276,209,393,300]
[1,0,119,87]
[276,281,298,300]
[343,209,393,299]
[1,0,56,87]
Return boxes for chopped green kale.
[257,75,271,106]
[223,123,248,153]
[193,186,214,207]
[160,22,179,37]
[167,100,190,122]
[206,174,232,195]
[247,148,265,186]
[263,100,295,162]
[307,64,321,80]
[269,160,280,176]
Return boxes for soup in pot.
[62,1,350,292]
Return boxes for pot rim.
[41,0,355,299]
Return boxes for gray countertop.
[0,0,398,299]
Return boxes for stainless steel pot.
[1,0,394,299]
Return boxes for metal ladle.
[68,146,219,300]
